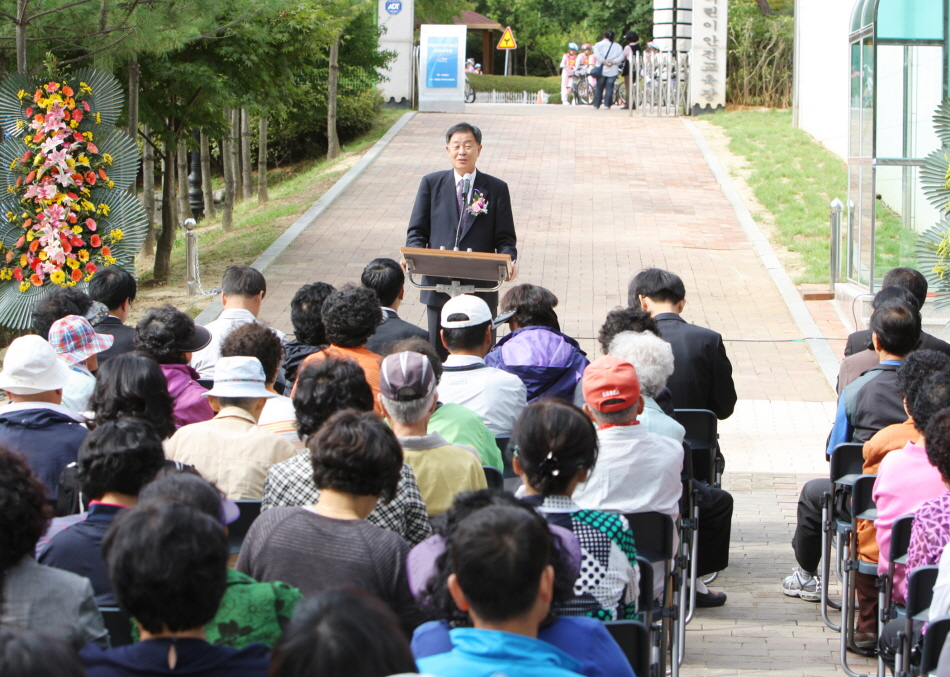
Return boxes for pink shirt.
[874,440,947,604]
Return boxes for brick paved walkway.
[257,106,868,675]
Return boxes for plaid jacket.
[261,453,433,547]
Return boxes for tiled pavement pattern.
[257,106,873,675]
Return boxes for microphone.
[454,173,473,250]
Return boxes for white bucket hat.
[0,335,72,395]
[202,356,277,400]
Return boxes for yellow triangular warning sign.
[497,26,517,50]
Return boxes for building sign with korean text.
[689,0,727,115]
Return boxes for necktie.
[457,179,465,216]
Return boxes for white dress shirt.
[190,308,287,380]
[453,168,478,204]
[593,39,624,77]
[639,397,686,443]
[437,354,527,437]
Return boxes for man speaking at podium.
[406,122,517,358]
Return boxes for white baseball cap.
[0,335,72,395]
[202,356,277,400]
[441,295,493,328]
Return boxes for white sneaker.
[782,567,821,602]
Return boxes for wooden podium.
[401,247,512,298]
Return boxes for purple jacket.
[161,363,215,428]
[485,326,589,403]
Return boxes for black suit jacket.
[95,317,135,363]
[406,169,517,307]
[844,328,950,357]
[365,308,428,355]
[654,312,737,420]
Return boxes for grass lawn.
[707,109,917,284]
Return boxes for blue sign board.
[425,36,459,88]
[385,0,401,14]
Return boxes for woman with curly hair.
[90,352,178,440]
[134,305,214,427]
[0,446,107,649]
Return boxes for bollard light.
[185,218,197,297]
[829,199,843,293]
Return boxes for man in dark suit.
[628,268,737,420]
[361,258,428,355]
[88,267,137,364]
[406,122,517,358]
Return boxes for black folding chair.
[920,616,950,676]
[483,466,504,490]
[672,409,721,488]
[228,500,262,554]
[839,474,877,673]
[896,564,939,677]
[637,554,654,631]
[605,620,651,677]
[99,606,134,648]
[880,514,915,632]
[495,437,514,478]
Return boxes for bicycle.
[464,78,476,104]
[571,68,593,105]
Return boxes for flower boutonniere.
[466,189,488,217]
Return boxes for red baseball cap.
[582,355,641,413]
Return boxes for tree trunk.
[15,0,28,75]
[127,59,139,196]
[756,0,773,15]
[327,36,341,160]
[141,125,155,257]
[153,145,177,282]
[232,109,243,202]
[177,138,190,220]
[200,130,215,218]
[240,109,252,200]
[257,117,268,204]
[222,110,235,233]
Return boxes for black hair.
[361,258,404,309]
[445,122,482,145]
[868,300,921,356]
[222,265,266,298]
[625,31,639,42]
[882,267,928,308]
[321,286,382,349]
[501,284,560,330]
[872,285,920,311]
[598,307,660,354]
[77,418,166,500]
[31,288,93,340]
[269,588,417,677]
[139,470,224,524]
[627,268,686,307]
[512,400,599,496]
[103,498,228,634]
[909,369,950,433]
[442,315,490,352]
[291,282,335,346]
[293,358,375,439]
[89,351,177,440]
[450,505,551,622]
[133,304,199,365]
[604,29,615,40]
[308,410,403,502]
[924,408,950,484]
[897,350,950,410]
[388,336,444,384]
[220,322,284,384]
[0,447,52,575]
[0,629,87,677]
[88,266,137,311]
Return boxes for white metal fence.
[628,52,690,117]
[477,90,550,104]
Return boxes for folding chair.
[228,500,262,554]
[839,474,878,676]
[637,554,655,632]
[99,606,134,648]
[482,466,504,490]
[879,514,915,650]
[495,437,514,478]
[677,443,701,644]
[672,409,722,488]
[626,512,677,677]
[605,620,652,677]
[896,564,939,677]
[821,443,866,631]
[919,616,950,676]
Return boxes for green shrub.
[468,74,562,95]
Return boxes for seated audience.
[0,335,86,499]
[0,628,88,677]
[390,336,503,471]
[48,314,113,413]
[293,286,384,413]
[38,418,165,605]
[598,306,674,415]
[486,284,589,403]
[134,304,215,427]
[262,357,431,546]
[378,351,488,515]
[166,356,295,499]
[514,400,640,620]
[416,505,586,677]
[89,266,137,363]
[191,266,285,380]
[411,490,635,677]
[437,295,528,437]
[0,446,106,649]
[237,410,424,632]
[139,471,303,648]
[629,268,737,419]
[31,287,96,340]
[221,322,297,444]
[80,499,270,676]
[282,281,334,385]
[269,589,418,677]
[362,257,428,354]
